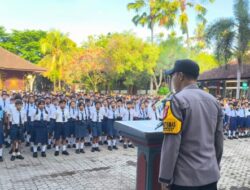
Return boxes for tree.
[39,30,77,90]
[0,27,47,63]
[127,0,178,94]
[206,0,250,98]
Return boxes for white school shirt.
[228,109,237,117]
[10,108,27,125]
[25,103,36,117]
[85,106,93,120]
[49,104,58,119]
[236,108,246,117]
[107,108,117,119]
[91,108,104,122]
[137,108,149,119]
[55,108,70,123]
[101,106,109,118]
[123,108,137,121]
[77,109,87,121]
[0,98,10,112]
[32,109,50,122]
[149,109,162,120]
[69,107,77,119]
[116,106,126,119]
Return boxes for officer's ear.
[178,72,185,81]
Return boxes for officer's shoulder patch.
[163,100,182,135]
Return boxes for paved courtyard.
[0,138,249,190]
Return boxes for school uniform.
[91,108,104,137]
[49,104,58,135]
[54,108,69,140]
[68,107,77,137]
[107,108,117,137]
[246,108,250,128]
[123,108,137,121]
[149,108,162,120]
[0,106,4,146]
[75,110,88,139]
[228,109,238,138]
[101,106,109,135]
[137,108,150,120]
[25,103,36,143]
[32,109,49,145]
[236,108,246,129]
[9,108,27,142]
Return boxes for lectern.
[114,120,164,190]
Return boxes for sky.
[0,0,235,45]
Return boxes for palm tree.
[39,30,76,90]
[206,0,250,99]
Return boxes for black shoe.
[80,149,85,154]
[0,156,3,162]
[9,149,13,154]
[108,146,112,151]
[95,147,101,152]
[10,155,15,161]
[62,151,69,155]
[25,142,30,147]
[47,144,51,150]
[54,151,59,156]
[119,140,124,143]
[33,152,38,158]
[123,144,128,149]
[16,155,24,160]
[75,149,80,154]
[113,146,118,150]
[91,147,95,152]
[72,144,76,148]
[104,141,108,145]
[84,142,88,146]
[67,144,71,149]
[98,141,103,145]
[41,152,46,157]
[128,144,135,148]
[37,146,41,151]
[53,144,56,148]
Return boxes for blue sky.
[0,0,235,44]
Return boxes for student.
[48,98,58,149]
[138,102,150,120]
[122,101,136,149]
[228,103,238,139]
[32,100,49,158]
[54,99,70,156]
[90,101,104,152]
[149,102,162,120]
[75,102,87,154]
[67,100,77,148]
[0,105,4,162]
[9,99,27,161]
[25,95,36,147]
[106,101,118,151]
[101,100,109,145]
[84,99,93,146]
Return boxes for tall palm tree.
[206,0,250,99]
[39,30,76,90]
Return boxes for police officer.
[159,59,224,190]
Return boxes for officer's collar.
[182,83,199,90]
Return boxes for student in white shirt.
[75,102,87,154]
[54,99,70,156]
[31,99,49,158]
[0,105,4,162]
[90,101,104,152]
[9,99,27,161]
[67,100,77,148]
[47,98,58,149]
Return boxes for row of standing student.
[222,102,250,139]
[0,96,163,161]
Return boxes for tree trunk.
[149,19,154,95]
[236,57,242,99]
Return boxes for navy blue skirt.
[68,119,76,137]
[0,122,4,145]
[102,118,108,134]
[92,122,102,137]
[75,121,88,139]
[54,122,68,140]
[247,116,250,128]
[106,119,117,137]
[33,121,48,144]
[229,117,238,131]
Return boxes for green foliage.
[0,26,47,63]
[158,86,170,95]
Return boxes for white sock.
[233,131,236,137]
[92,143,95,148]
[80,143,84,149]
[7,137,11,144]
[55,146,59,151]
[112,139,116,146]
[119,136,122,141]
[67,138,71,145]
[17,152,21,156]
[124,142,127,145]
[85,136,90,143]
[128,142,132,145]
[42,145,46,152]
[62,145,66,151]
[108,140,112,146]
[26,135,30,142]
[99,137,102,142]
[76,143,79,149]
[228,130,232,137]
[48,139,52,145]
[104,136,107,141]
[12,152,16,156]
[33,145,37,153]
[0,148,2,157]
[95,143,99,147]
